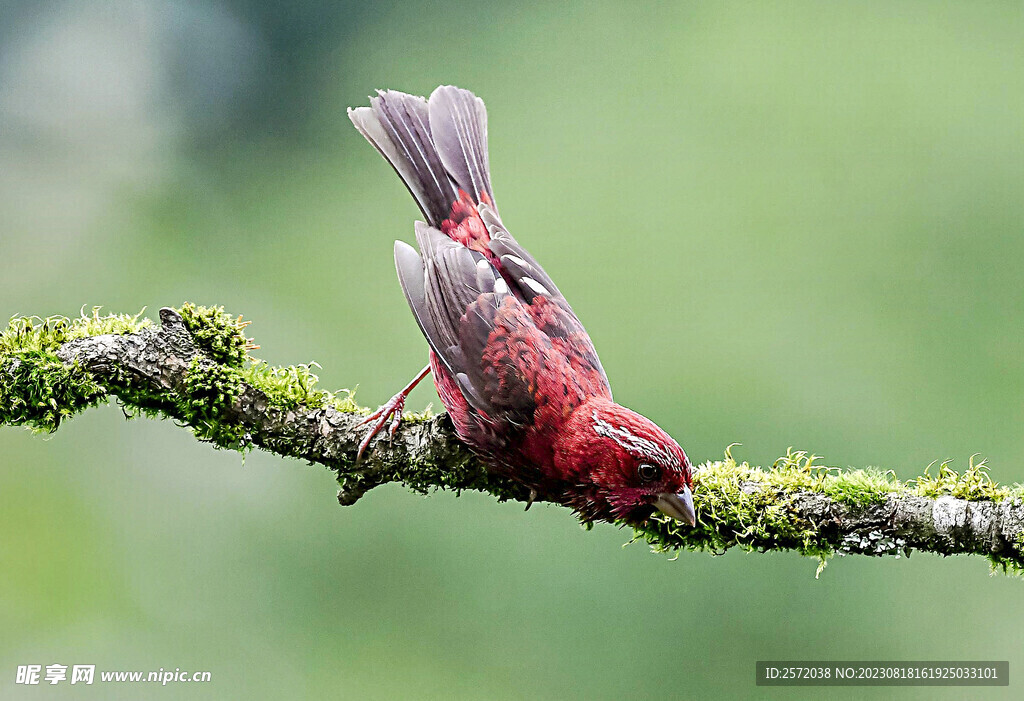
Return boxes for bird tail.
[348,86,495,228]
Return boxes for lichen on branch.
[2,305,1023,575]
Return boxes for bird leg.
[356,365,431,462]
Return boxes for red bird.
[349,86,695,526]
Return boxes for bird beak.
[655,487,696,526]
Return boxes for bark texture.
[52,308,526,506]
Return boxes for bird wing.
[395,222,537,425]
[478,203,612,398]
[396,222,613,436]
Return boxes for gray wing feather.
[477,201,567,306]
[393,240,456,375]
[396,222,520,416]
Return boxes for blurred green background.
[2,1,1023,699]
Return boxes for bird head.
[554,398,695,525]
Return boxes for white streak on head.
[591,410,681,471]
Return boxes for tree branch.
[2,305,1022,574]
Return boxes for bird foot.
[355,365,431,463]
[356,392,407,462]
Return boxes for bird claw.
[524,488,538,511]
[356,393,406,462]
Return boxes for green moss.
[988,553,1024,577]
[1,308,151,355]
[403,436,488,496]
[0,351,105,431]
[820,468,900,507]
[630,449,898,562]
[994,532,1024,577]
[694,462,815,551]
[398,405,436,422]
[915,458,1024,576]
[628,447,1024,575]
[168,305,406,447]
[768,448,900,507]
[0,304,440,459]
[910,455,1016,502]
[242,360,361,414]
[177,303,253,368]
[0,309,151,431]
[632,450,831,560]
[178,358,247,447]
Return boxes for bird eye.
[637,463,659,482]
